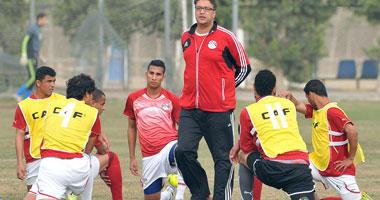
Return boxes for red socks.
[320,197,342,200]
[106,151,123,200]
[253,176,263,200]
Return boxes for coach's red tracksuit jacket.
[180,22,251,112]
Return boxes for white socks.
[161,185,175,200]
[175,173,186,200]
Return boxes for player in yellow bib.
[230,70,315,200]
[22,74,105,200]
[13,66,65,192]
[279,79,368,200]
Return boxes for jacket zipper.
[195,33,209,108]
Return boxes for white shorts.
[309,159,361,200]
[90,155,100,179]
[35,154,91,200]
[80,155,100,200]
[141,140,178,189]
[26,159,41,186]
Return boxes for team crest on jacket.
[162,103,170,111]
[208,40,217,49]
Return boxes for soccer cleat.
[160,185,175,200]
[361,192,373,200]
[67,194,78,200]
[164,185,175,200]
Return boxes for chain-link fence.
[1,0,379,96]
[0,0,186,95]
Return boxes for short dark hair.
[194,0,217,9]
[66,73,96,100]
[92,89,105,101]
[254,70,276,97]
[147,59,166,74]
[36,66,56,82]
[36,13,46,21]
[304,79,328,97]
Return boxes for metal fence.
[0,0,379,96]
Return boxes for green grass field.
[0,97,379,199]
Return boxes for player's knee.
[95,144,108,155]
[290,191,315,200]
[96,152,110,169]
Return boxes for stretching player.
[79,89,123,200]
[91,89,108,155]
[278,80,368,200]
[13,66,65,192]
[124,59,186,200]
[23,74,105,200]
[230,70,315,200]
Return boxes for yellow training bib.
[18,93,65,158]
[41,98,98,154]
[246,96,308,158]
[309,103,365,171]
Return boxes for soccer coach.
[175,0,251,199]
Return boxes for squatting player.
[278,80,366,200]
[80,89,123,200]
[23,73,105,200]
[13,66,65,192]
[124,59,186,200]
[230,70,315,200]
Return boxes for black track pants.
[175,109,235,200]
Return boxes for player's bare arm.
[15,128,26,180]
[277,91,307,114]
[238,151,252,169]
[229,141,241,164]
[127,118,139,176]
[85,135,97,154]
[334,123,358,172]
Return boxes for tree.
[53,0,184,44]
[0,0,28,55]
[53,0,234,43]
[239,0,338,82]
[351,0,380,60]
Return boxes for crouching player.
[231,70,315,200]
[124,60,186,200]
[23,74,103,200]
[278,80,369,200]
[80,89,123,200]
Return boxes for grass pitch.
[0,97,379,199]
